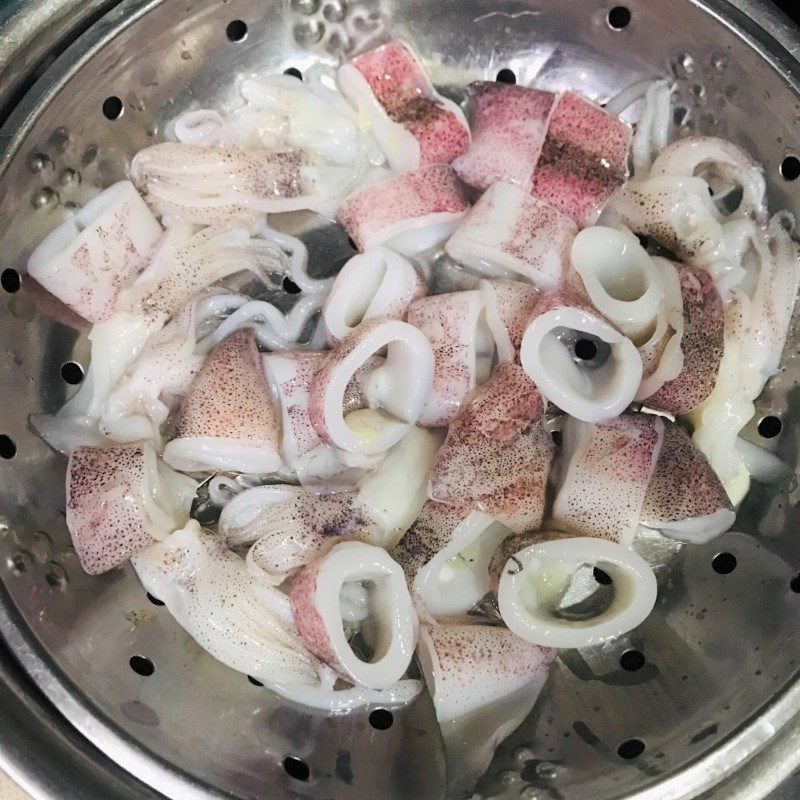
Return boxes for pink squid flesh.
[341,40,470,170]
[337,164,469,255]
[452,81,555,191]
[290,540,418,690]
[428,363,555,533]
[641,421,735,542]
[551,412,664,545]
[445,181,577,288]
[479,279,540,364]
[531,92,632,227]
[66,442,192,574]
[164,329,282,473]
[641,263,724,416]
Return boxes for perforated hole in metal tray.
[1,1,800,799]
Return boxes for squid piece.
[492,535,658,648]
[27,181,162,323]
[393,502,510,619]
[649,136,766,219]
[131,142,355,225]
[519,291,643,422]
[427,364,555,533]
[569,227,664,344]
[164,329,282,473]
[417,623,554,799]
[196,293,326,354]
[640,262,723,415]
[99,303,204,443]
[323,248,427,345]
[308,317,435,455]
[407,291,495,427]
[479,279,540,364]
[635,257,685,401]
[445,181,578,288]
[232,427,442,583]
[531,91,632,226]
[452,81,555,190]
[263,351,328,464]
[338,40,470,172]
[640,422,734,543]
[66,442,195,574]
[134,520,421,712]
[551,413,664,546]
[337,164,470,256]
[290,541,417,690]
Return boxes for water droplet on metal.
[30,531,53,563]
[294,19,324,44]
[323,1,346,22]
[81,145,98,166]
[59,167,81,187]
[496,769,518,786]
[519,787,541,800]
[8,550,33,575]
[45,561,68,589]
[27,152,53,173]
[49,127,71,153]
[290,0,320,14]
[672,52,695,79]
[691,83,707,106]
[31,187,59,209]
[513,746,537,767]
[181,50,192,60]
[536,761,558,780]
[711,53,727,72]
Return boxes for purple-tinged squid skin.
[165,329,281,472]
[66,444,184,575]
[551,413,664,545]
[640,421,735,542]
[643,263,724,416]
[480,279,540,363]
[452,82,555,191]
[428,363,555,534]
[531,92,632,227]
[344,41,470,169]
[337,165,469,254]
[246,491,370,583]
[407,290,488,427]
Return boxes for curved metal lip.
[0,0,799,799]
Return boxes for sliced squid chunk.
[164,329,282,473]
[337,165,469,256]
[66,442,195,574]
[452,81,555,191]
[27,181,162,323]
[446,181,577,288]
[418,623,554,799]
[495,536,657,649]
[323,248,426,345]
[570,226,665,345]
[309,317,435,455]
[290,541,417,690]
[519,292,642,422]
[531,91,632,226]
[338,40,470,172]
[407,290,495,427]
[479,279,540,364]
[551,413,664,546]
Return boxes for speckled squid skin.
[351,41,470,167]
[481,279,540,358]
[66,444,155,574]
[643,264,724,415]
[531,92,631,227]
[453,82,555,190]
[392,500,473,580]
[407,290,483,427]
[641,421,733,528]
[420,623,555,719]
[337,165,469,252]
[428,363,555,533]
[250,492,370,582]
[171,329,280,448]
[527,288,600,321]
[552,413,664,543]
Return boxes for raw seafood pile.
[23,40,799,796]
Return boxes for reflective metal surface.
[1,1,800,799]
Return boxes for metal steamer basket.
[1,1,800,799]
